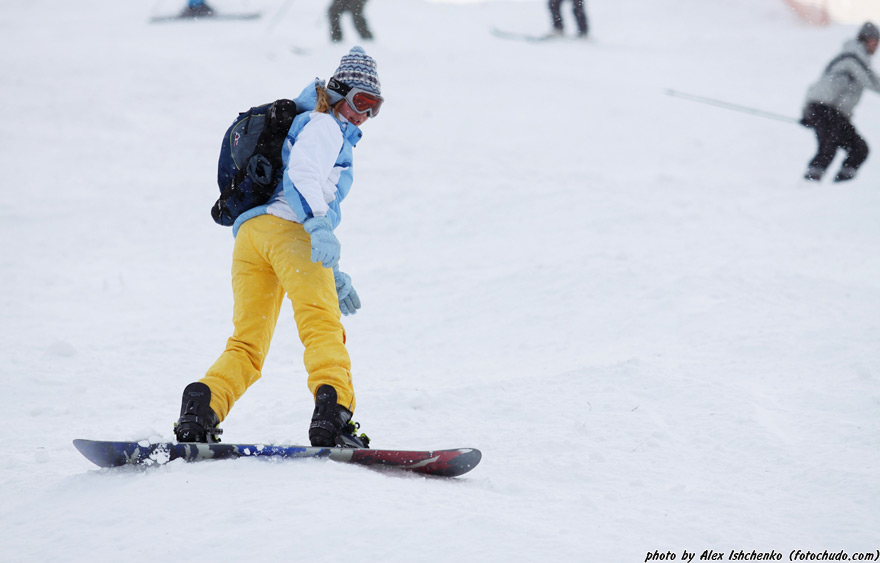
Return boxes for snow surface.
[2,0,879,561]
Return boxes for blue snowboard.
[73,439,481,478]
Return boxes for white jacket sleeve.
[288,112,343,218]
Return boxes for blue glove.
[333,267,362,316]
[303,216,340,269]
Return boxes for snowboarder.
[328,0,373,43]
[801,21,880,182]
[175,46,384,448]
[548,0,588,38]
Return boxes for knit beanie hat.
[329,46,381,97]
[858,21,879,43]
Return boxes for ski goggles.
[329,78,383,118]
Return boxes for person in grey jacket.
[802,22,880,182]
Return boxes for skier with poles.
[801,21,880,182]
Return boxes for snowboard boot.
[179,2,214,18]
[833,166,858,183]
[309,385,370,448]
[803,166,825,182]
[174,382,222,443]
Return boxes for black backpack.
[211,99,305,226]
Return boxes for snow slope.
[1,0,878,561]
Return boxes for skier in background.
[801,21,880,182]
[329,0,374,43]
[174,47,384,449]
[548,0,588,38]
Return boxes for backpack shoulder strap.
[824,52,872,77]
[254,99,301,169]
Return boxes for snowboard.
[490,28,586,43]
[150,13,261,24]
[73,439,481,478]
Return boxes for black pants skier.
[549,0,588,36]
[329,0,373,42]
[802,102,869,182]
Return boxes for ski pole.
[665,89,801,124]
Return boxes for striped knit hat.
[330,46,381,96]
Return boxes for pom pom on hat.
[330,46,381,96]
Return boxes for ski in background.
[490,28,588,43]
[150,12,261,23]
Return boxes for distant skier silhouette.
[328,0,373,43]
[548,0,588,38]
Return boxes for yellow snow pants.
[201,214,355,421]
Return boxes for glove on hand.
[333,267,362,316]
[303,216,340,269]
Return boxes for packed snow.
[1,0,879,561]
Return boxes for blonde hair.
[315,85,333,114]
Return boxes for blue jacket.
[232,80,363,237]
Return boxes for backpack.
[211,99,305,226]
